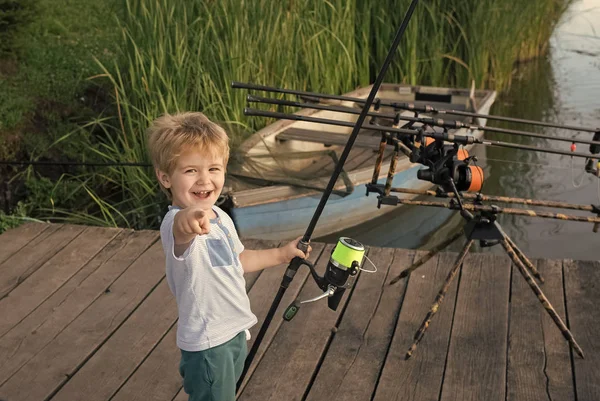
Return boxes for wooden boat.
[220,83,496,240]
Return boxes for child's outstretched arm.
[239,237,312,273]
[172,205,211,256]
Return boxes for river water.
[318,0,600,261]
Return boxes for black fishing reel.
[415,142,484,193]
[283,237,365,321]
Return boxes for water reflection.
[319,0,600,260]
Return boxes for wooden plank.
[507,259,575,401]
[0,224,82,299]
[239,244,354,401]
[111,325,181,401]
[51,279,178,401]
[237,242,326,393]
[115,324,200,400]
[0,240,166,401]
[0,222,52,265]
[373,251,461,401]
[111,238,285,401]
[306,248,413,401]
[564,259,600,401]
[0,226,120,337]
[0,229,158,385]
[440,252,511,401]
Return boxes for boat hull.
[232,162,449,240]
[229,84,496,240]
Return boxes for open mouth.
[192,191,212,199]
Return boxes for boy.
[147,112,311,401]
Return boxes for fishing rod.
[246,94,600,149]
[242,107,600,161]
[232,81,600,134]
[387,197,600,224]
[0,160,152,167]
[390,186,600,212]
[0,159,360,199]
[394,102,600,135]
[235,0,421,391]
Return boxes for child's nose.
[196,171,210,183]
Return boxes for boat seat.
[276,128,382,149]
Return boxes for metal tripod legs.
[500,237,584,358]
[402,234,584,359]
[405,239,473,359]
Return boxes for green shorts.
[179,331,247,401]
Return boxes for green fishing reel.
[283,237,365,321]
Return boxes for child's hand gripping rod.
[235,0,421,391]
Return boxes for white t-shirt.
[160,205,257,351]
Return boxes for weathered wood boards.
[374,251,463,401]
[0,230,158,387]
[507,259,574,401]
[0,238,165,401]
[564,259,600,401]
[439,252,510,401]
[306,248,413,401]
[0,223,596,401]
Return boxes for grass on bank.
[0,0,573,232]
[0,0,122,168]
[0,0,123,227]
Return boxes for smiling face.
[156,148,225,215]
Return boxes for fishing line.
[360,255,378,273]
[570,156,586,188]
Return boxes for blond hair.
[147,112,230,198]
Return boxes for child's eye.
[185,169,196,173]
[210,167,221,172]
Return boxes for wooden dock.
[0,222,598,401]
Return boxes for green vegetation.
[0,0,573,232]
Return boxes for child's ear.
[155,169,171,189]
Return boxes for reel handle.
[301,285,336,304]
[283,285,341,321]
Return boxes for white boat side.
[225,83,497,240]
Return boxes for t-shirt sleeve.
[160,209,197,261]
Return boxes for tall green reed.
[42,0,572,229]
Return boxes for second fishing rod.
[241,107,600,162]
[246,94,600,150]
[232,81,600,134]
